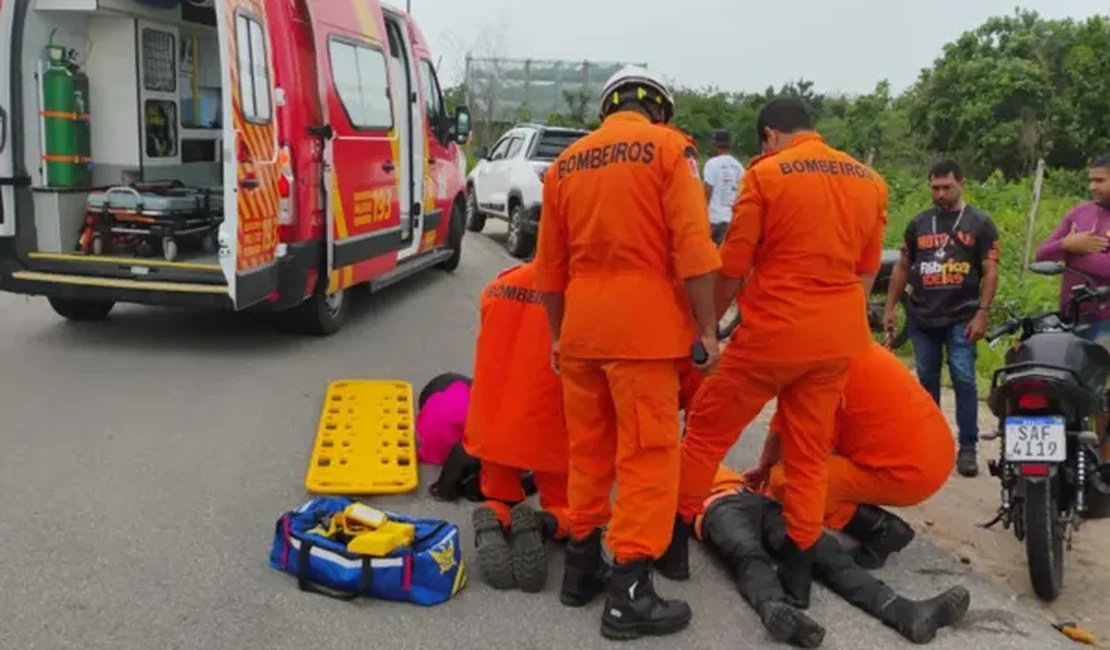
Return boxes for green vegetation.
[447,7,1109,387]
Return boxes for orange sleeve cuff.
[719,243,754,279]
[675,241,722,279]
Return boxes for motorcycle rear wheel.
[1023,478,1065,602]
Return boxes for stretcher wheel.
[162,237,178,262]
[91,234,105,256]
[136,240,154,258]
[201,231,217,254]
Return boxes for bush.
[880,166,1089,390]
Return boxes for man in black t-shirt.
[883,161,1000,478]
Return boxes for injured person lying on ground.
[696,466,969,648]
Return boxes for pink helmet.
[415,373,472,466]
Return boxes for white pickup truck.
[465,123,589,258]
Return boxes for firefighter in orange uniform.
[746,341,955,569]
[465,262,570,594]
[667,97,889,608]
[533,65,721,640]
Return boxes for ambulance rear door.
[0,0,18,239]
[216,0,281,309]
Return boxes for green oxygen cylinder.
[71,57,92,187]
[42,45,79,187]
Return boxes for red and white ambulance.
[0,0,472,334]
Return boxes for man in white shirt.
[702,129,745,245]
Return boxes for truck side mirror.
[473,146,488,160]
[454,105,471,145]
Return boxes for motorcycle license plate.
[1004,416,1066,462]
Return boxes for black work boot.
[655,516,692,581]
[877,586,970,644]
[842,505,916,570]
[757,600,826,648]
[472,505,516,590]
[560,528,606,607]
[509,503,548,593]
[600,559,692,640]
[777,537,816,609]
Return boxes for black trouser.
[710,222,729,246]
[701,490,898,617]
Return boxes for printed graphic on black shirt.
[903,206,1000,328]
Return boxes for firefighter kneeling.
[748,341,956,569]
[465,262,571,593]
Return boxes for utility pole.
[406,0,411,12]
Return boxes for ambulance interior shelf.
[28,10,224,264]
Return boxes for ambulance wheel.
[48,297,115,322]
[439,199,465,272]
[465,187,485,232]
[289,282,348,336]
[91,234,106,256]
[506,203,535,259]
[162,237,179,262]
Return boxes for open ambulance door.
[216,0,281,309]
[0,0,18,240]
[301,1,402,294]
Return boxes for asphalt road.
[0,225,1071,650]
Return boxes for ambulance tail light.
[277,143,294,225]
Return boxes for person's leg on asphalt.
[508,471,570,593]
[558,357,616,608]
[773,358,851,608]
[908,319,944,405]
[600,359,691,640]
[809,532,970,644]
[701,493,824,648]
[766,455,917,569]
[947,322,980,477]
[674,350,782,577]
[473,462,527,589]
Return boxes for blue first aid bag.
[269,497,466,605]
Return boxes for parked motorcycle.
[718,248,907,344]
[982,260,1110,602]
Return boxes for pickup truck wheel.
[289,283,348,336]
[438,200,465,272]
[465,188,485,233]
[48,297,115,321]
[506,203,536,259]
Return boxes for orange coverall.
[463,262,569,537]
[533,112,721,563]
[765,342,955,529]
[679,133,888,550]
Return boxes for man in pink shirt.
[1036,154,1110,341]
[1036,154,1110,461]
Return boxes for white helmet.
[597,65,675,124]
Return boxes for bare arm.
[685,272,719,339]
[541,293,565,341]
[980,260,999,309]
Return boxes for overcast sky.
[403,0,1107,95]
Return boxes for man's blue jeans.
[908,320,978,451]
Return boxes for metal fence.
[463,56,647,125]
